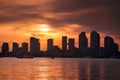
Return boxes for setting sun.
[39,24,51,32]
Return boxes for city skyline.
[0,31,119,52]
[0,0,120,51]
[0,31,119,58]
[0,31,119,51]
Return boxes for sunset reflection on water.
[0,58,120,80]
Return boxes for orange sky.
[0,23,119,51]
[0,0,120,51]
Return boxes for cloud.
[0,0,120,35]
[0,5,43,23]
[0,0,55,24]
[45,0,120,34]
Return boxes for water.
[0,58,120,80]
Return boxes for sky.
[0,0,120,51]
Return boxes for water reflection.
[78,60,105,80]
[0,58,120,80]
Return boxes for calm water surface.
[0,58,120,80]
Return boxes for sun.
[31,24,60,37]
[39,24,51,32]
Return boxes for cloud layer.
[0,0,119,32]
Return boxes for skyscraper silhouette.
[114,43,119,53]
[114,43,119,56]
[68,38,75,51]
[12,42,19,56]
[79,32,88,48]
[90,31,100,48]
[47,39,53,51]
[22,42,28,54]
[2,43,9,57]
[104,36,114,49]
[104,36,114,57]
[30,37,40,56]
[68,38,75,56]
[79,32,88,57]
[62,36,67,51]
[90,31,100,57]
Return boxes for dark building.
[104,36,115,57]
[105,36,113,47]
[62,36,67,51]
[47,39,53,51]
[79,32,88,48]
[114,43,119,57]
[104,36,114,49]
[78,32,88,57]
[68,38,76,57]
[90,31,100,57]
[97,47,106,58]
[30,37,40,56]
[51,46,61,57]
[12,42,19,56]
[90,31,100,48]
[22,42,28,54]
[2,43,9,57]
[68,38,75,51]
[114,43,119,53]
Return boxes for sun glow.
[39,24,51,32]
[31,23,61,38]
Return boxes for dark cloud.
[0,4,44,23]
[45,0,120,34]
[50,0,119,13]
[0,0,120,35]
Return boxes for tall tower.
[12,42,19,56]
[68,38,75,51]
[22,42,28,54]
[90,31,100,57]
[104,36,114,49]
[62,36,67,51]
[47,39,53,51]
[104,36,114,57]
[30,37,40,56]
[2,43,9,57]
[90,31,100,48]
[114,43,119,53]
[79,32,88,48]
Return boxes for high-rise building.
[104,36,114,49]
[114,43,119,53]
[62,36,67,51]
[90,31,100,48]
[90,31,100,57]
[22,42,28,54]
[30,37,40,56]
[79,32,88,57]
[68,38,75,50]
[47,39,53,51]
[79,32,88,48]
[114,43,119,57]
[104,36,114,57]
[12,42,19,56]
[2,43,9,56]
